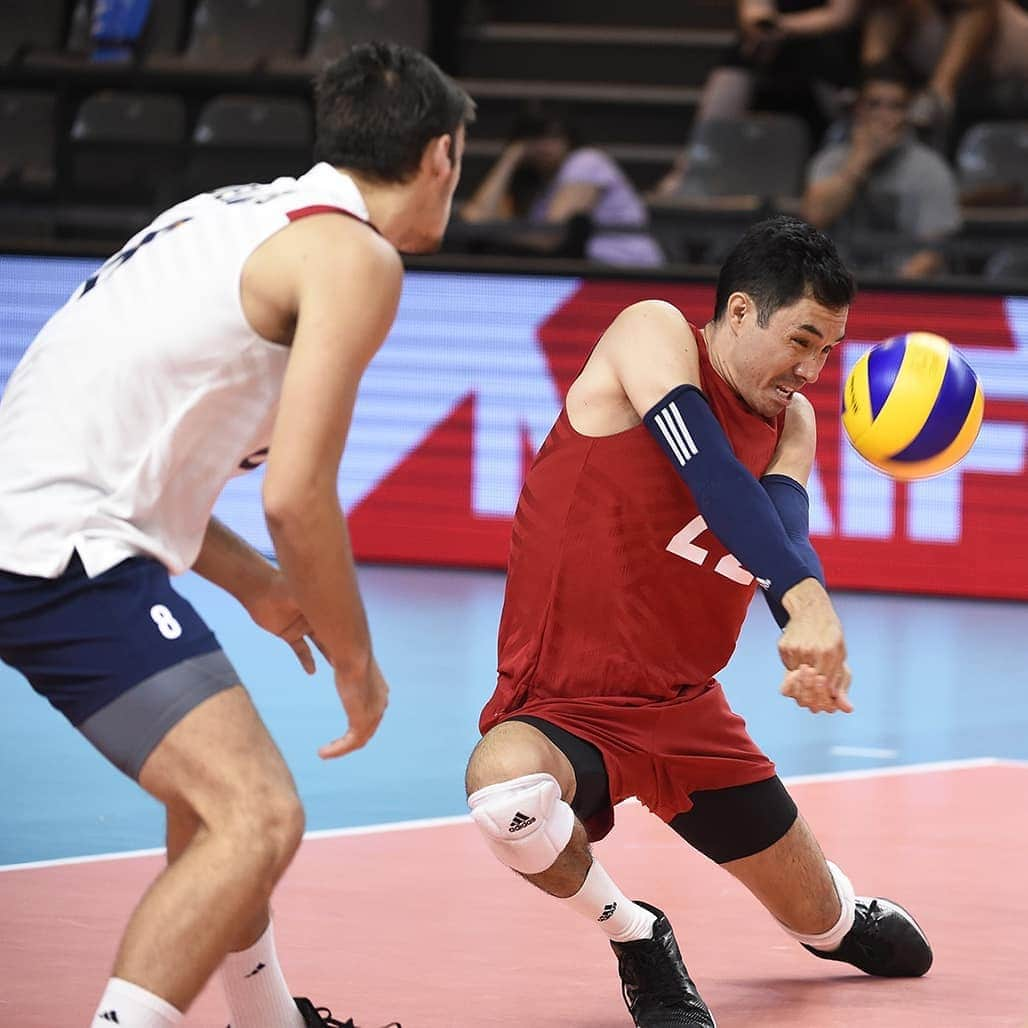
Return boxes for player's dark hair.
[314,42,475,184]
[713,216,856,327]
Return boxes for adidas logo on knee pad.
[508,811,536,832]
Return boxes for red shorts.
[479,679,776,835]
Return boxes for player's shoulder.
[268,209,402,292]
[608,298,693,338]
[598,299,696,361]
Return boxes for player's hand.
[244,569,325,674]
[778,578,847,693]
[319,657,390,759]
[781,662,854,714]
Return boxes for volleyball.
[841,332,984,480]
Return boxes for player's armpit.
[597,300,704,418]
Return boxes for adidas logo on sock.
[508,811,536,832]
[99,1012,120,1024]
[244,962,266,978]
[598,902,618,922]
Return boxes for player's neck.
[340,169,429,252]
[702,319,739,395]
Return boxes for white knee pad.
[468,772,575,875]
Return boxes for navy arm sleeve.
[643,384,817,605]
[759,473,826,628]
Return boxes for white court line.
[829,745,899,759]
[2,756,1027,874]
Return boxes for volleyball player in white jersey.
[0,43,473,1028]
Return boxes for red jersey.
[488,326,785,719]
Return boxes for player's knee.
[222,780,305,876]
[465,723,566,796]
[257,787,306,871]
[468,772,575,875]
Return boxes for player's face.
[404,124,466,254]
[735,295,848,417]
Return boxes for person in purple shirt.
[460,108,665,267]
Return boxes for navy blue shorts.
[0,552,239,778]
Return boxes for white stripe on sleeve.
[668,401,699,456]
[654,411,686,465]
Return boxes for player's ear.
[727,292,751,333]
[423,133,454,180]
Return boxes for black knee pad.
[669,776,798,864]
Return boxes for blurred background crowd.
[2,0,1027,283]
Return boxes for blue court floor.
[2,564,1026,866]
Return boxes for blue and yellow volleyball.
[842,332,984,480]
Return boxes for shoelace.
[851,900,885,961]
[619,941,689,1007]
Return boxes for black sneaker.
[610,902,717,1027]
[803,897,933,977]
[293,997,401,1028]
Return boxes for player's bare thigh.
[139,684,304,859]
[466,720,579,803]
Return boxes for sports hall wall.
[2,254,1026,600]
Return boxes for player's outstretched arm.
[597,301,847,698]
[260,213,403,758]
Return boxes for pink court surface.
[2,760,1027,1027]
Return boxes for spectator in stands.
[861,0,1028,145]
[653,0,864,198]
[802,59,962,278]
[458,106,665,266]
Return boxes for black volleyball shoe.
[229,997,401,1028]
[803,897,933,977]
[610,902,717,1027]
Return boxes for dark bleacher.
[0,0,1026,284]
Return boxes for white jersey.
[0,163,372,578]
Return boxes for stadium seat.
[69,91,188,205]
[0,90,57,191]
[983,246,1028,283]
[166,0,306,69]
[272,0,428,71]
[186,95,313,194]
[25,0,185,67]
[0,0,65,63]
[957,121,1028,204]
[676,115,812,199]
[72,90,187,144]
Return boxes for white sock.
[220,921,304,1028]
[92,977,181,1027]
[563,859,658,943]
[779,860,857,951]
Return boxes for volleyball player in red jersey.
[465,218,932,1026]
